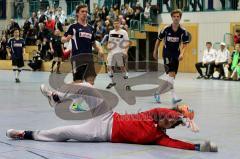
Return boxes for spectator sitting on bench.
[195,42,216,79]
[213,42,230,79]
[229,44,240,80]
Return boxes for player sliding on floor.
[6,79,217,152]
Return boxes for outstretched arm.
[156,133,196,150]
[156,133,218,152]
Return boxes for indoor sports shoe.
[196,75,204,79]
[126,85,131,91]
[106,83,116,89]
[172,98,182,104]
[200,141,218,152]
[6,129,24,139]
[40,84,56,107]
[15,78,20,83]
[154,92,161,103]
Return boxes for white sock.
[167,75,178,99]
[171,89,178,100]
[14,71,17,79]
[224,66,228,78]
[166,74,174,85]
[231,69,237,78]
[108,71,113,77]
[16,70,20,79]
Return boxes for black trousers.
[195,62,215,76]
[214,62,227,77]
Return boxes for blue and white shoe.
[154,92,161,103]
[172,98,182,104]
[71,103,86,112]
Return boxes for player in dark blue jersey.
[61,4,104,85]
[7,29,26,83]
[153,9,189,104]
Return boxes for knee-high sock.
[52,61,56,69]
[16,69,21,79]
[157,74,172,94]
[166,74,179,100]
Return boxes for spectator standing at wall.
[108,8,117,21]
[8,19,20,37]
[230,0,239,10]
[163,0,171,12]
[0,36,7,60]
[28,12,38,27]
[234,29,240,45]
[121,20,128,31]
[144,2,151,19]
[135,2,144,12]
[95,21,106,41]
[189,0,203,11]
[113,4,120,17]
[100,20,113,45]
[55,7,66,25]
[25,24,38,45]
[55,17,64,32]
[207,0,214,10]
[14,0,24,18]
[45,16,55,32]
[101,6,109,21]
[124,4,134,26]
[133,8,141,21]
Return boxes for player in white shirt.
[106,19,130,90]
[195,42,216,79]
[214,42,230,79]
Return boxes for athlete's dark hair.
[113,18,120,23]
[171,9,182,18]
[13,28,20,32]
[206,42,212,45]
[76,4,88,14]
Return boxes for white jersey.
[108,29,129,54]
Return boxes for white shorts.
[107,53,125,67]
[53,57,62,62]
